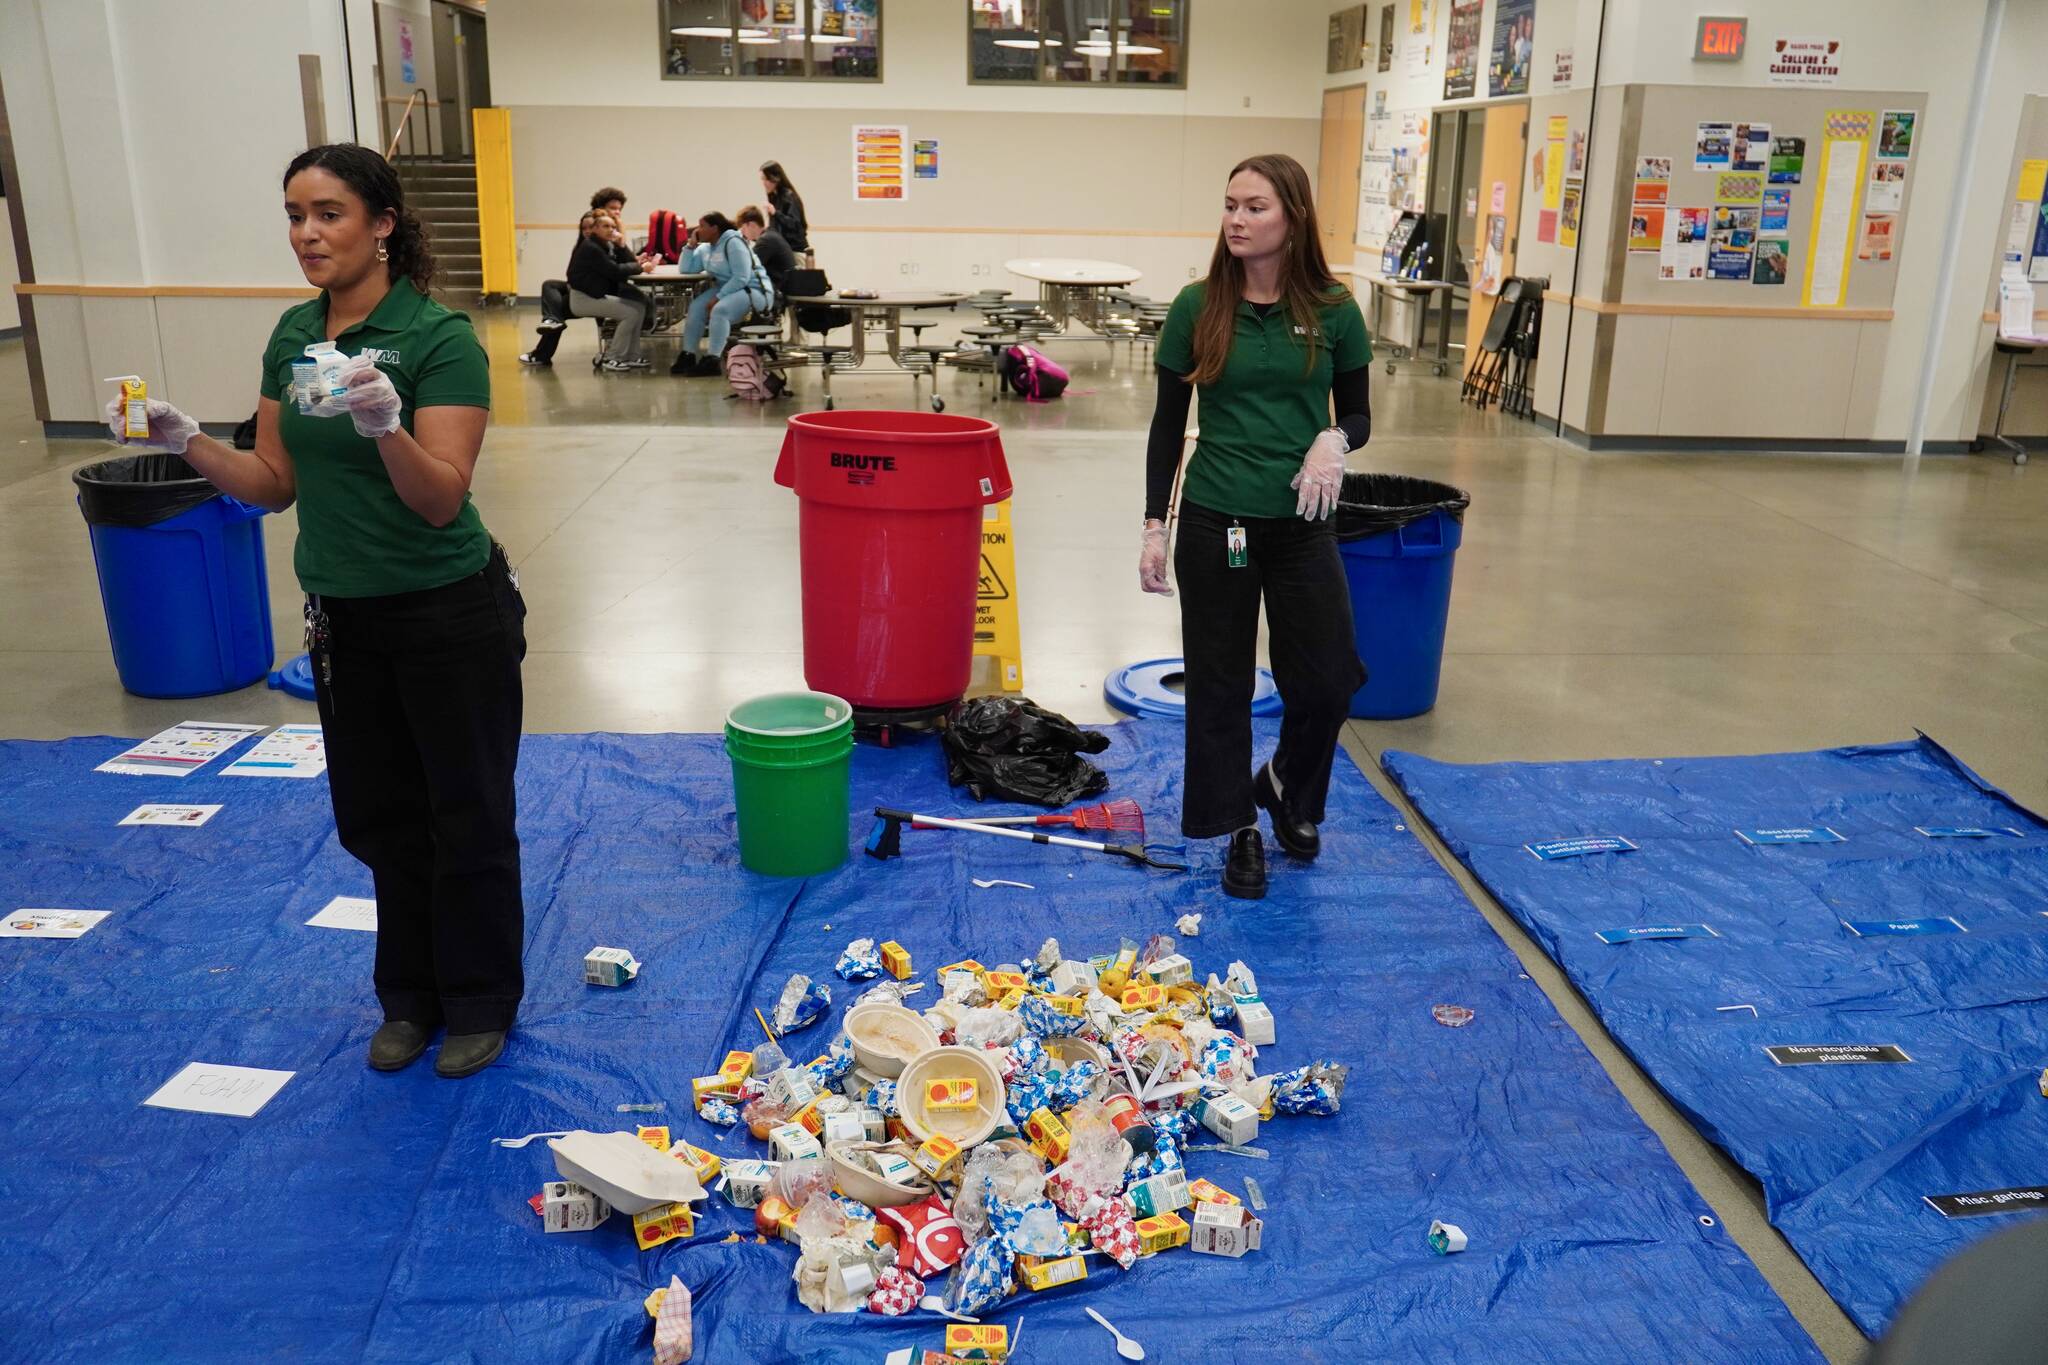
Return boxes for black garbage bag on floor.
[944,696,1111,806]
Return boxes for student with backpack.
[671,212,772,377]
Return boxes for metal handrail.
[386,88,425,160]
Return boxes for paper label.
[1527,836,1638,860]
[306,896,377,932]
[143,1062,296,1117]
[1,909,111,939]
[97,722,267,777]
[1596,924,1718,945]
[1914,826,2024,839]
[1764,1044,1911,1066]
[1734,827,1844,845]
[120,804,223,828]
[1924,1186,2048,1219]
[222,724,327,779]
[1843,917,1965,937]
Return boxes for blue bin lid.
[268,653,318,701]
[1104,657,1283,719]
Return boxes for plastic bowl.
[827,1141,934,1208]
[895,1045,1008,1149]
[844,1002,941,1078]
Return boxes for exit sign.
[1694,15,1747,61]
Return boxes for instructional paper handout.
[97,722,267,777]
[306,895,378,933]
[120,803,222,828]
[143,1062,296,1118]
[1,909,111,939]
[222,724,327,779]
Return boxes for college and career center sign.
[1694,15,1747,62]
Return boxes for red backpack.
[646,210,684,264]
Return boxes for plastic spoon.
[1085,1307,1144,1360]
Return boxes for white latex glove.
[103,395,199,454]
[1291,428,1347,521]
[1139,522,1173,596]
[333,354,403,438]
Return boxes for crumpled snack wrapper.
[773,973,832,1033]
[652,1274,692,1364]
[1272,1061,1349,1116]
[1080,1196,1140,1269]
[944,1231,1017,1316]
[866,1264,924,1315]
[836,938,882,982]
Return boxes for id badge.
[1226,524,1248,569]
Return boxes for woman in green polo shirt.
[1139,152,1371,901]
[104,144,524,1077]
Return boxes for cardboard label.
[1735,827,1845,845]
[1923,1185,2048,1219]
[1843,917,1966,937]
[1596,924,1719,944]
[1527,836,1638,860]
[1765,1044,1912,1066]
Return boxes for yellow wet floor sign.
[975,501,1023,691]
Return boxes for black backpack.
[785,268,853,336]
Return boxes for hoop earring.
[375,239,389,263]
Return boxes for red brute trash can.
[775,410,1012,728]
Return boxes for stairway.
[395,156,483,302]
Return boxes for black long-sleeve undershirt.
[1143,363,1371,522]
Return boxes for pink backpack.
[723,343,787,401]
[1000,344,1070,401]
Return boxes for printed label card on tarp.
[1735,827,1844,844]
[221,724,326,779]
[1764,1044,1911,1066]
[1527,835,1638,861]
[1842,917,1965,937]
[1,910,111,939]
[1596,924,1719,945]
[1924,1186,2048,1220]
[143,1062,296,1118]
[97,722,267,778]
[1915,826,2024,839]
[120,804,222,828]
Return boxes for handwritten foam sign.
[143,1062,296,1117]
[305,896,377,932]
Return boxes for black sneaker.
[368,1020,433,1071]
[669,352,700,376]
[436,1029,508,1078]
[1222,827,1267,899]
[1253,761,1320,860]
[536,317,567,332]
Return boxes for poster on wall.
[1877,111,1916,160]
[1715,173,1763,206]
[1761,188,1791,232]
[1767,37,1841,86]
[1488,0,1533,98]
[1538,115,1566,244]
[1633,157,1671,204]
[1802,109,1875,308]
[913,139,939,179]
[1628,205,1666,253]
[1858,212,1896,261]
[1660,206,1709,281]
[1568,129,1586,176]
[1866,161,1905,212]
[1708,204,1759,280]
[1753,237,1790,285]
[1558,178,1583,249]
[1379,5,1395,72]
[398,19,416,85]
[1479,213,1506,294]
[1406,0,1433,74]
[1696,122,1733,171]
[1443,0,1483,99]
[2005,199,2034,269]
[1732,122,1771,172]
[852,124,908,200]
[1768,137,1806,184]
[1552,46,1574,89]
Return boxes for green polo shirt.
[1157,281,1372,519]
[258,281,493,597]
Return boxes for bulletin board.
[1614,84,1927,310]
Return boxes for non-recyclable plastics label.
[1596,924,1719,945]
[1527,836,1638,861]
[1914,826,2025,839]
[1735,827,1845,845]
[1765,1044,1912,1066]
[1923,1185,2048,1219]
[1843,916,1967,937]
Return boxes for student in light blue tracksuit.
[673,211,773,376]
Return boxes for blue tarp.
[1383,736,2048,1339]
[0,722,1819,1362]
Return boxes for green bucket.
[724,690,855,877]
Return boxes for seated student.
[671,212,773,376]
[567,210,651,372]
[759,161,810,260]
[738,205,797,302]
[592,186,658,324]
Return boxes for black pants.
[311,544,527,1034]
[1175,500,1365,839]
[526,283,653,363]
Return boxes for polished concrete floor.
[10,307,2048,1359]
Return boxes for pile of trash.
[529,932,1346,1355]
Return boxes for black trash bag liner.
[73,453,219,528]
[1333,473,1471,542]
[944,696,1111,806]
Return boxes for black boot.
[367,1020,433,1072]
[436,1030,508,1078]
[669,351,700,376]
[1222,827,1267,900]
[1254,761,1321,860]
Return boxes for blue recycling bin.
[1335,474,1470,720]
[74,454,274,699]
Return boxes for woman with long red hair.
[1140,153,1372,900]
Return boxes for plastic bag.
[943,697,1111,807]
[1333,473,1470,541]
